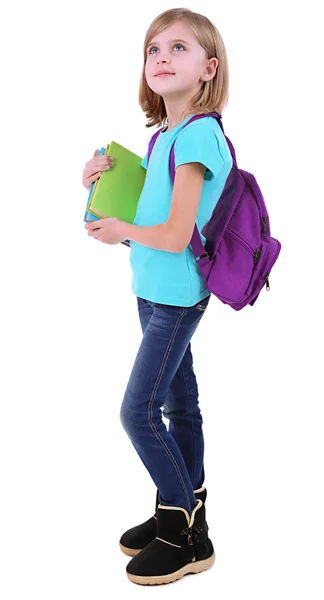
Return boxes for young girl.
[83,7,232,586]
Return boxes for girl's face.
[145,21,212,101]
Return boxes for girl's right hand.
[82,149,114,190]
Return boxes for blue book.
[83,147,106,223]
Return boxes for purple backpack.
[147,112,281,310]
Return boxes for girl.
[83,7,232,586]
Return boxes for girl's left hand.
[84,218,126,245]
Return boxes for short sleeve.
[174,122,225,181]
[140,152,148,170]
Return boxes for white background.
[1,0,323,598]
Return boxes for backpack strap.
[147,128,164,159]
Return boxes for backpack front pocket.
[226,227,255,257]
[208,227,257,302]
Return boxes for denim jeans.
[120,294,211,515]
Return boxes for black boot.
[119,485,208,557]
[126,498,215,585]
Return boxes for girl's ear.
[202,58,218,81]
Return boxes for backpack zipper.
[226,227,261,264]
[262,217,268,233]
[264,273,270,291]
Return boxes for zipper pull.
[262,217,268,233]
[264,273,270,291]
[253,247,261,264]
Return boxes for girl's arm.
[120,221,175,253]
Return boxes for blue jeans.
[120,294,211,515]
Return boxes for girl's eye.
[148,43,184,54]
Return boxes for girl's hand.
[84,218,126,245]
[82,149,114,190]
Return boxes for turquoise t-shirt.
[129,114,233,307]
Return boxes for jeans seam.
[180,358,196,486]
[148,306,192,514]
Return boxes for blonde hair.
[139,8,230,129]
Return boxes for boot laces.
[181,525,203,545]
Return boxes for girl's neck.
[164,113,192,132]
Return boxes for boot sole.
[119,543,143,557]
[126,552,216,585]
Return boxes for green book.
[86,140,146,223]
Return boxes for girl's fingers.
[100,156,114,164]
[89,172,101,181]
[83,154,114,187]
